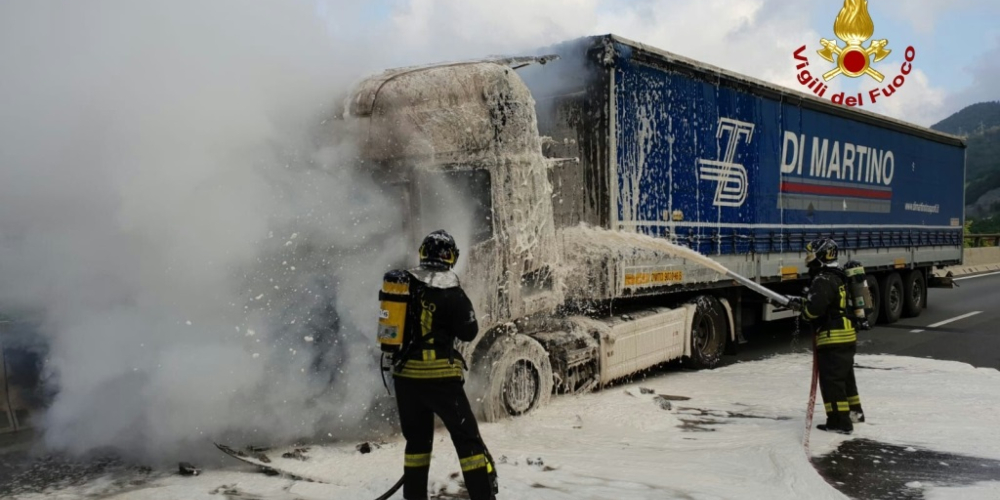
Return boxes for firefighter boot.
[817,411,853,435]
[817,423,853,435]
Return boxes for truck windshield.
[418,168,494,246]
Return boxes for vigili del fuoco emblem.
[817,0,891,82]
[792,0,915,107]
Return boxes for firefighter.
[788,238,866,434]
[388,229,498,500]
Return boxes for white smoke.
[0,0,417,463]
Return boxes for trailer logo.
[792,0,916,107]
[698,117,756,208]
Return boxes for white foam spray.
[560,224,731,275]
[558,224,791,307]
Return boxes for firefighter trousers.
[393,376,495,500]
[817,342,863,429]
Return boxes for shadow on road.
[812,438,1000,500]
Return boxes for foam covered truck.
[351,34,966,421]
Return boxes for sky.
[316,0,1000,128]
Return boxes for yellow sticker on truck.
[780,266,799,281]
[624,270,683,287]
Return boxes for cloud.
[386,0,821,90]
[944,34,1000,113]
[868,68,950,127]
[594,0,819,88]
[385,0,599,64]
[863,33,1000,127]
[885,0,1000,35]
[384,0,959,127]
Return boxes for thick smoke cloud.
[0,0,421,463]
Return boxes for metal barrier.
[965,234,1000,248]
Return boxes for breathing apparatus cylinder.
[377,270,410,353]
[844,261,872,320]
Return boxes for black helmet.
[419,230,459,269]
[805,238,839,267]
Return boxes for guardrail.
[965,234,1000,248]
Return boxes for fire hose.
[724,269,791,307]
[374,477,404,500]
[723,269,818,455]
[803,334,819,456]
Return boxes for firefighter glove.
[786,296,804,312]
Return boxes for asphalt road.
[857,271,1000,370]
[730,270,1000,370]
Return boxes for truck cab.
[345,55,714,421]
[347,61,564,342]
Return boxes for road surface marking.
[922,311,983,330]
[954,271,1000,281]
[910,329,925,333]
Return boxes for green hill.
[932,101,1000,136]
[930,101,1000,232]
[964,130,1000,200]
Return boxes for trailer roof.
[594,34,966,148]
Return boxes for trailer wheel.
[880,272,904,324]
[865,275,881,325]
[476,334,553,422]
[685,296,727,370]
[902,270,926,318]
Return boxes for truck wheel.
[902,270,926,318]
[685,296,727,370]
[476,334,553,422]
[880,272,904,324]
[864,275,881,325]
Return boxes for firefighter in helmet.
[788,238,866,434]
[387,229,498,500]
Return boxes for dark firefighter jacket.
[802,269,857,347]
[392,266,479,381]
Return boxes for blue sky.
[314,0,999,126]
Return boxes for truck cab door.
[411,167,506,332]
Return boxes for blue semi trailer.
[519,34,965,320]
[315,34,964,421]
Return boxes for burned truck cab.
[346,61,563,357]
